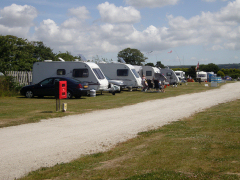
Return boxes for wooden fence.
[5,71,32,86]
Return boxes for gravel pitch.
[1,82,240,180]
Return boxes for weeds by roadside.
[0,76,22,97]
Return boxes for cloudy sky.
[1,0,240,66]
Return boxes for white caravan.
[196,71,207,82]
[32,60,109,91]
[160,68,179,85]
[97,62,142,89]
[175,71,185,81]
[135,66,161,80]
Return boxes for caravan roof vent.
[58,57,65,62]
[44,60,52,62]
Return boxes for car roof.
[45,77,81,83]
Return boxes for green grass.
[0,82,227,128]
[19,98,240,180]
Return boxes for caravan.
[97,62,142,90]
[32,60,109,92]
[196,71,207,82]
[160,68,179,85]
[175,71,185,82]
[135,66,161,80]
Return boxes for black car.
[20,77,89,99]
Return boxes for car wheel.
[67,91,73,99]
[25,90,34,98]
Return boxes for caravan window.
[57,69,66,75]
[131,69,140,78]
[72,69,89,78]
[117,69,128,76]
[146,71,152,76]
[166,72,172,76]
[93,68,105,79]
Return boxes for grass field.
[19,94,240,179]
[0,82,225,128]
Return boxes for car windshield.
[40,78,54,85]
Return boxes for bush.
[0,76,22,97]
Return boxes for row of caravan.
[32,60,180,92]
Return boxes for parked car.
[105,76,126,91]
[20,77,89,99]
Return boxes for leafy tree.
[145,62,154,67]
[31,41,56,61]
[187,66,197,79]
[199,63,219,73]
[117,48,147,65]
[0,35,56,72]
[155,61,165,68]
[217,70,225,77]
[55,51,78,61]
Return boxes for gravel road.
[1,82,240,180]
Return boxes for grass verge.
[19,98,240,180]
[0,82,228,128]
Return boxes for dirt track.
[1,82,240,180]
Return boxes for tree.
[55,51,78,61]
[187,66,197,79]
[199,63,219,73]
[217,70,225,77]
[155,61,165,68]
[145,62,154,67]
[31,41,56,61]
[117,48,147,65]
[0,35,56,72]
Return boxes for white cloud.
[32,0,240,58]
[0,4,37,37]
[0,4,37,27]
[125,0,179,8]
[68,6,90,20]
[97,2,141,24]
[211,45,224,50]
[202,0,216,2]
[202,0,228,2]
[2,1,240,61]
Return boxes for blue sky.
[1,0,240,66]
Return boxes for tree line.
[0,35,81,73]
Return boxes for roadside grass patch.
[19,99,240,180]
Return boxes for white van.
[98,62,142,90]
[32,60,109,91]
